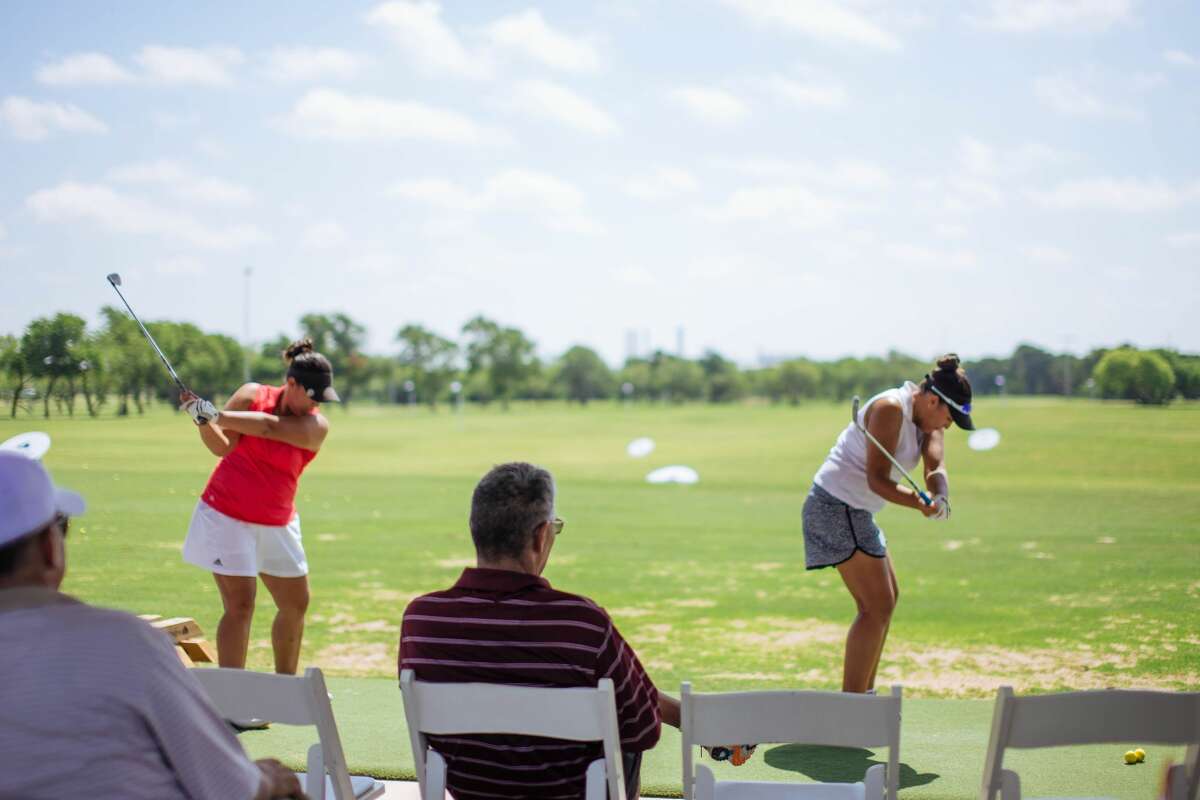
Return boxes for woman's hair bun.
[283,337,315,363]
[935,353,961,372]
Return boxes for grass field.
[7,398,1198,797]
[8,397,1198,697]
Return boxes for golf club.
[106,273,191,395]
[851,395,933,506]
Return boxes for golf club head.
[106,273,122,287]
[851,395,862,427]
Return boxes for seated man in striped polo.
[399,461,673,798]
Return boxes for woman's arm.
[215,409,329,452]
[864,398,937,515]
[189,384,256,458]
[921,428,949,498]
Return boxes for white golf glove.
[182,396,219,426]
[929,493,951,521]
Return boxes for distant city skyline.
[2,1,1197,366]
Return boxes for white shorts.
[183,500,308,578]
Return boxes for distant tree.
[773,359,821,404]
[250,334,293,385]
[301,312,369,405]
[698,350,745,403]
[650,352,704,402]
[461,316,537,408]
[21,314,87,418]
[556,345,614,404]
[1093,348,1175,405]
[396,324,459,408]
[1155,349,1200,400]
[0,335,33,418]
[617,359,653,402]
[98,306,161,415]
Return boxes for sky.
[1,0,1197,367]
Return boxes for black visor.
[926,373,974,430]
[288,366,340,403]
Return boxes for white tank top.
[812,381,925,513]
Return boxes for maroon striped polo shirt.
[399,568,661,799]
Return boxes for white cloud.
[36,52,135,85]
[1,97,107,141]
[935,223,969,239]
[1166,232,1200,248]
[301,221,349,249]
[713,157,890,191]
[671,87,748,125]
[366,1,490,79]
[389,178,484,211]
[622,167,700,200]
[264,47,365,82]
[107,159,254,208]
[389,169,601,234]
[486,9,599,73]
[1023,244,1073,265]
[720,0,901,50]
[957,136,1072,177]
[1164,50,1197,67]
[973,0,1135,33]
[281,89,493,144]
[155,256,206,276]
[885,243,978,270]
[1034,74,1137,119]
[613,265,657,286]
[510,80,619,136]
[26,182,268,249]
[762,74,847,108]
[135,46,244,86]
[1033,178,1200,212]
[705,185,843,228]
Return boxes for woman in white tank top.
[802,355,975,693]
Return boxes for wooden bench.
[139,614,218,667]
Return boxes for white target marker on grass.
[0,431,51,460]
[626,437,655,458]
[967,428,1001,451]
[646,465,699,485]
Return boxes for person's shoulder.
[403,586,461,613]
[537,585,614,626]
[50,602,172,656]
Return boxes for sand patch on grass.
[669,598,716,608]
[728,617,846,650]
[880,640,1199,696]
[752,563,784,572]
[610,607,655,618]
[331,619,395,634]
[314,643,395,676]
[435,558,474,569]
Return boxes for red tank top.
[202,385,319,525]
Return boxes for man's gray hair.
[470,463,555,561]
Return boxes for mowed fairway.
[8,398,1198,697]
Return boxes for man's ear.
[530,520,550,556]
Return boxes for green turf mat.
[237,677,1181,798]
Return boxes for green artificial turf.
[234,676,1185,799]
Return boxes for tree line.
[2,309,1197,418]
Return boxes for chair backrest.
[191,666,355,800]
[399,669,626,800]
[680,683,903,800]
[980,686,1200,800]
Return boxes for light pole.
[243,266,252,382]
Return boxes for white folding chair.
[681,683,903,800]
[399,669,626,800]
[980,686,1200,800]
[191,666,385,800]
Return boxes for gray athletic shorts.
[802,483,888,570]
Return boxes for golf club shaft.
[107,278,190,395]
[852,396,932,506]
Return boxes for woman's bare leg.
[213,573,257,668]
[866,555,900,689]
[259,573,310,675]
[836,551,898,693]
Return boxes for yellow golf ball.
[1124,751,1138,765]
[1134,749,1146,763]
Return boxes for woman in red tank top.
[179,338,337,676]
